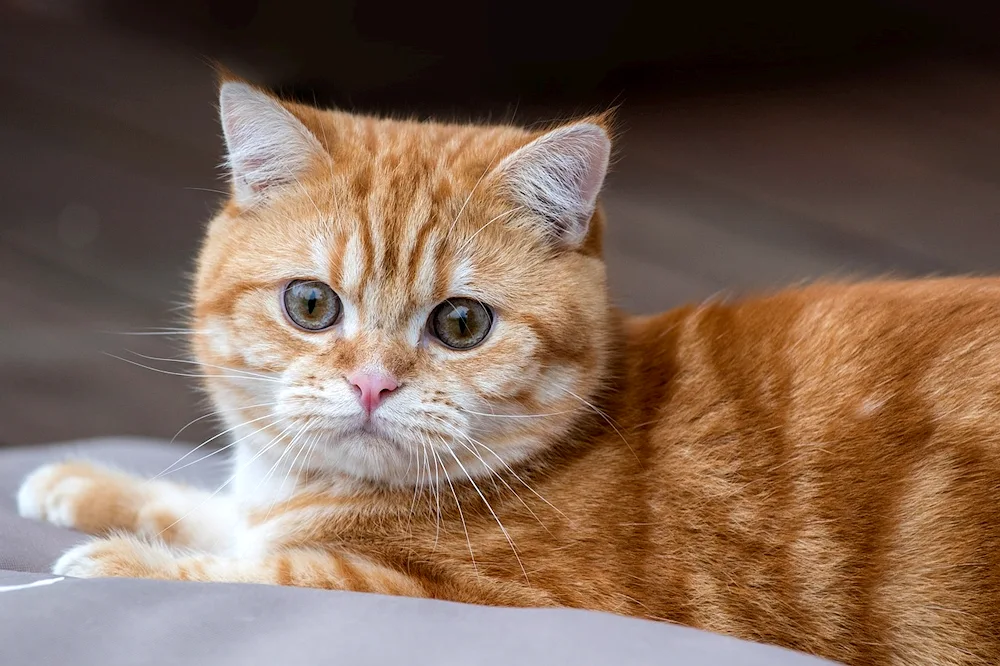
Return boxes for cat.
[17,79,1000,666]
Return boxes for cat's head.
[192,81,614,487]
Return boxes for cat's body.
[17,82,1000,665]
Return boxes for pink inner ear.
[574,127,611,209]
[497,122,611,247]
[218,82,324,204]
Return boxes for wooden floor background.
[2,11,1000,446]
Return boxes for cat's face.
[192,83,612,487]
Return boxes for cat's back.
[625,278,1000,665]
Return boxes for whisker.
[254,421,307,494]
[154,415,288,479]
[154,410,284,478]
[444,443,529,584]
[155,424,292,540]
[167,399,287,447]
[431,416,555,535]
[263,421,313,522]
[433,441,477,575]
[279,421,313,491]
[404,436,426,543]
[301,432,319,477]
[457,406,579,419]
[445,152,502,238]
[124,351,279,382]
[558,386,641,464]
[456,207,523,252]
[421,438,433,516]
[408,437,425,520]
[456,439,553,537]
[431,436,443,549]
[103,353,282,383]
[454,434,568,520]
[99,329,203,336]
[184,186,229,195]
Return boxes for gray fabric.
[0,439,838,665]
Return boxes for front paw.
[17,461,141,534]
[53,536,178,579]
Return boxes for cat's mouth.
[298,417,410,451]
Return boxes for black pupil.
[452,307,470,336]
[307,291,318,315]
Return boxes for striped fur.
[18,83,1000,666]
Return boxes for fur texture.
[18,81,1000,666]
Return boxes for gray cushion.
[0,438,838,665]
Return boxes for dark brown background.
[2,0,999,446]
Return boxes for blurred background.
[1,0,999,446]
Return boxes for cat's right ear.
[219,82,326,207]
[492,121,611,249]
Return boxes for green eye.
[282,280,342,331]
[429,298,493,350]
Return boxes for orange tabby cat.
[18,80,1000,665]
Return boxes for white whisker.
[125,351,279,381]
[100,329,203,336]
[154,415,288,479]
[103,353,282,383]
[457,207,523,252]
[421,439,433,517]
[434,442,477,575]
[153,410,286,479]
[184,186,229,195]
[431,416,556,535]
[443,443,529,584]
[453,433,568,521]
[263,421,313,522]
[254,421,307,494]
[558,386,641,464]
[408,437,425,520]
[167,400,287,447]
[446,153,502,238]
[430,436,443,549]
[155,424,292,540]
[456,439,553,537]
[458,406,579,419]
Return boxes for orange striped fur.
[19,81,1000,665]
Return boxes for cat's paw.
[53,536,178,579]
[17,461,143,534]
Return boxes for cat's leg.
[52,535,556,607]
[52,534,427,595]
[17,461,236,553]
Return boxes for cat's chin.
[273,415,524,487]
[292,423,435,486]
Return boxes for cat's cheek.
[456,329,542,397]
[534,366,581,405]
[199,316,235,360]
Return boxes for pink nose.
[347,372,399,414]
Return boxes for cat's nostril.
[347,371,399,414]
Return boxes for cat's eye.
[429,298,493,350]
[282,280,342,331]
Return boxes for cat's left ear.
[219,81,327,207]
[494,121,611,248]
